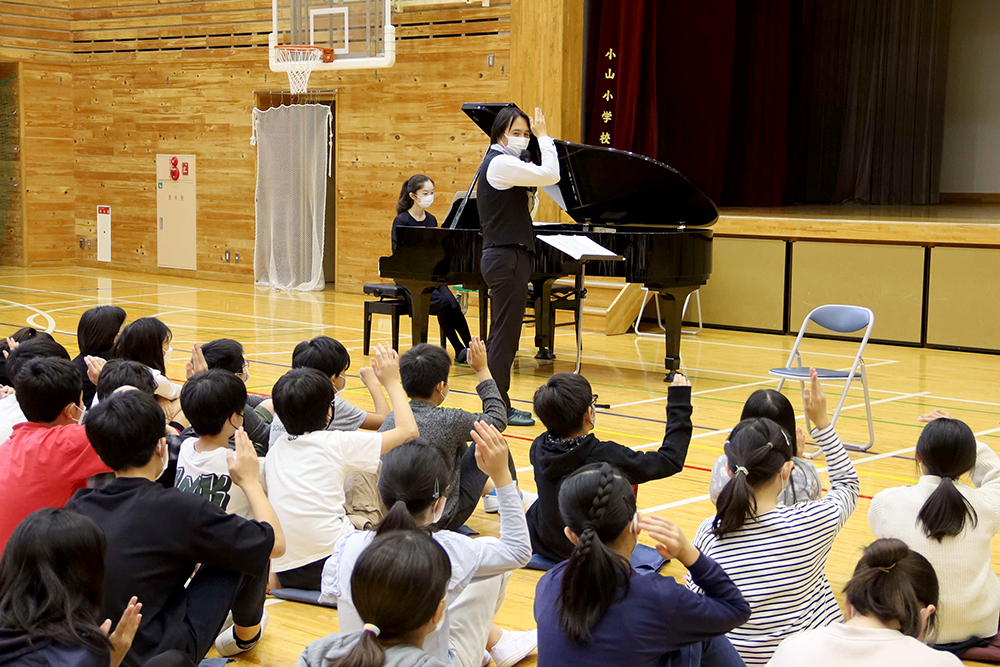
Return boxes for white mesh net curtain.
[251,103,333,291]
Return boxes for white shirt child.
[174,437,265,520]
[0,394,26,442]
[265,428,383,572]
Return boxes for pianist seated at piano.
[392,174,474,363]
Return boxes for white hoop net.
[275,46,323,94]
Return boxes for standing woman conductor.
[477,106,560,427]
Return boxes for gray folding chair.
[769,305,875,454]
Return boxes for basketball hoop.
[274,45,335,94]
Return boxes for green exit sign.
[157,182,163,189]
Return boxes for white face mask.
[432,596,448,634]
[163,346,174,365]
[504,134,530,154]
[74,404,86,425]
[431,496,445,525]
[154,441,168,480]
[416,194,434,209]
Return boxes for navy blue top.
[534,553,750,667]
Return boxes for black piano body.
[378,103,717,378]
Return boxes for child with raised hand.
[268,335,389,449]
[708,389,821,506]
[534,462,749,667]
[689,368,859,666]
[869,410,1000,660]
[298,531,451,667]
[267,343,419,592]
[0,508,142,667]
[110,317,181,402]
[769,538,962,667]
[67,389,284,666]
[527,372,693,563]
[324,421,535,667]
[379,336,512,531]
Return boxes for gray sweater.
[297,631,446,667]
[379,379,507,525]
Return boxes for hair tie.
[734,466,749,476]
[362,623,381,637]
[396,494,408,504]
[581,522,597,532]
[877,563,897,573]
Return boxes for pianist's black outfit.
[392,210,472,359]
[477,138,559,420]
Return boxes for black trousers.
[481,246,531,410]
[401,285,473,355]
[275,555,328,590]
[130,564,267,667]
[441,441,519,531]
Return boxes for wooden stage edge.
[715,203,1000,247]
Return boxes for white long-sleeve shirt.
[767,623,963,667]
[322,481,531,665]
[485,136,560,190]
[869,439,1000,644]
[688,425,860,666]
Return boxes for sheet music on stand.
[536,234,623,261]
[536,234,623,373]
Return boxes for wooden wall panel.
[698,237,785,331]
[0,62,24,267]
[71,33,511,286]
[927,247,1000,350]
[790,242,924,343]
[0,0,72,61]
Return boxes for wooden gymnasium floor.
[4,265,997,667]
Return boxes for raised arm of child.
[460,336,507,432]
[469,420,531,576]
[228,427,286,558]
[357,365,390,430]
[602,374,693,484]
[803,367,859,527]
[372,343,420,452]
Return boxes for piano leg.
[532,277,557,360]
[394,280,436,347]
[654,287,699,381]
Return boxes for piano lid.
[461,102,718,228]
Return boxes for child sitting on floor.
[689,369,859,666]
[869,410,1000,662]
[526,372,693,563]
[266,344,419,591]
[378,337,512,531]
[708,389,821,506]
[324,424,535,667]
[298,531,451,667]
[201,338,273,454]
[67,390,285,665]
[0,357,109,552]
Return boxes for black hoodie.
[0,628,107,667]
[525,385,692,562]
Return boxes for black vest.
[476,149,534,249]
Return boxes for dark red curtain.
[584,0,658,157]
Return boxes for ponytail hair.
[844,538,939,640]
[915,418,978,541]
[557,462,635,644]
[396,174,433,215]
[713,418,793,537]
[375,438,451,536]
[327,531,451,667]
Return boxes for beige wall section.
[510,0,584,223]
[790,242,924,343]
[927,247,1000,350]
[699,237,785,331]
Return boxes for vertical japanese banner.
[586,0,657,155]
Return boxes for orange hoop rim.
[274,44,336,63]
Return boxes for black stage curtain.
[584,0,952,206]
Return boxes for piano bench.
[524,284,587,358]
[363,284,446,355]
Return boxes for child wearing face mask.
[688,369,859,666]
[0,357,110,552]
[67,389,285,667]
[323,424,536,667]
[111,317,182,403]
[392,174,473,362]
[526,372,693,565]
[378,338,518,532]
[266,345,419,592]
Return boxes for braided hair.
[556,462,636,644]
[713,418,794,537]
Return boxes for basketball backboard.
[269,0,395,72]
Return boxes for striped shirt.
[687,425,859,666]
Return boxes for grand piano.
[378,102,717,378]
